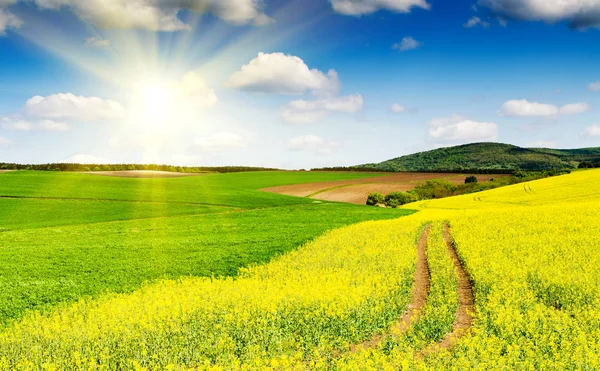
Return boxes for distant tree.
[384,192,416,208]
[578,162,597,169]
[385,198,400,208]
[366,192,385,206]
[412,179,457,199]
[465,176,478,184]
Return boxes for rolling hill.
[357,143,600,172]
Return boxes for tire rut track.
[351,224,432,352]
[424,223,475,353]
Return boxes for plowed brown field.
[263,173,503,204]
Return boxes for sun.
[126,78,183,133]
[135,81,175,119]
[143,85,171,116]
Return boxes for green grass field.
[0,171,409,325]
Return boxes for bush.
[366,192,385,206]
[465,176,478,184]
[384,192,416,208]
[386,198,400,208]
[412,179,457,200]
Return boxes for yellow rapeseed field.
[1,169,599,370]
[334,169,600,370]
[0,218,431,370]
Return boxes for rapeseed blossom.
[1,169,600,370]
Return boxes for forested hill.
[356,143,600,172]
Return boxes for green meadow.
[0,171,410,325]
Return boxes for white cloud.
[227,52,340,96]
[0,136,11,146]
[464,16,490,28]
[500,99,590,117]
[391,103,405,113]
[428,114,499,142]
[173,71,218,109]
[229,52,362,124]
[281,94,364,124]
[192,132,246,152]
[62,154,107,164]
[84,36,110,49]
[0,93,124,134]
[0,0,270,33]
[589,81,600,92]
[26,0,271,31]
[1,115,69,131]
[37,119,70,131]
[526,140,556,148]
[559,102,590,115]
[25,93,126,122]
[169,0,273,26]
[1,116,32,131]
[500,99,558,117]
[287,134,341,156]
[31,0,189,31]
[478,0,600,29]
[0,7,21,36]
[330,0,430,16]
[392,36,422,52]
[585,124,600,137]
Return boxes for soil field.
[264,173,504,204]
[85,170,206,178]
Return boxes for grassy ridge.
[358,142,600,172]
[0,171,408,325]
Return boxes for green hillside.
[358,143,600,172]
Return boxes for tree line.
[0,163,281,173]
[311,166,517,174]
[578,162,600,169]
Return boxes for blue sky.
[0,0,599,169]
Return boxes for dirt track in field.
[85,171,205,178]
[426,223,475,353]
[352,224,432,352]
[264,173,504,204]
